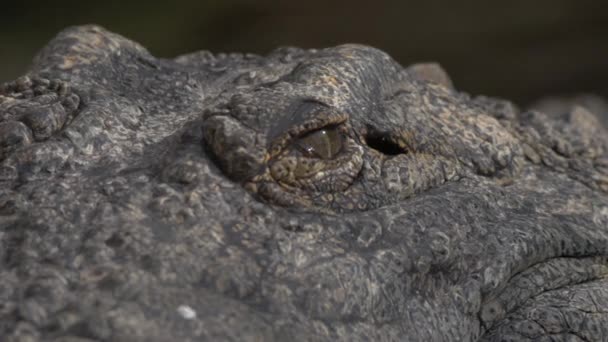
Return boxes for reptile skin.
[1,25,608,341]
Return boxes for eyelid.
[268,113,348,158]
[267,100,332,142]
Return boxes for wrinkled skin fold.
[0,25,608,341]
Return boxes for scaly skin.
[1,25,607,341]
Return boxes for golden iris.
[296,126,343,159]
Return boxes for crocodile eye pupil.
[296,127,343,159]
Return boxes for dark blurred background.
[1,0,607,105]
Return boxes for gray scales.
[0,25,607,341]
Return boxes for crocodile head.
[1,26,608,341]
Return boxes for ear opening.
[364,131,407,156]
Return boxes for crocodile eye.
[296,126,343,159]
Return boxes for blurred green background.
[1,0,607,105]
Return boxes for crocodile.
[1,25,608,341]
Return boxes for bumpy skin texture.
[1,25,608,341]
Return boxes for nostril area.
[364,131,407,156]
